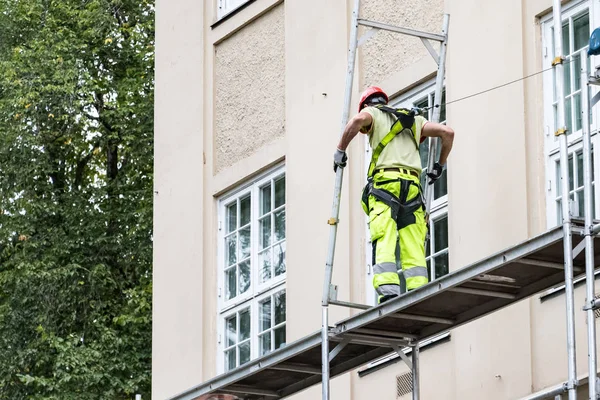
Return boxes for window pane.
[426,258,432,281]
[574,92,582,131]
[240,195,251,226]
[573,54,581,92]
[577,190,584,217]
[259,216,271,250]
[434,252,449,279]
[434,172,448,199]
[274,241,286,276]
[239,341,251,365]
[259,249,272,283]
[275,176,286,208]
[225,234,237,266]
[225,349,236,371]
[260,184,272,216]
[557,156,575,191]
[274,291,286,325]
[439,90,447,122]
[274,326,286,350]
[415,97,428,111]
[226,203,237,233]
[239,260,250,294]
[433,215,448,252]
[565,97,573,134]
[562,22,570,55]
[239,227,251,260]
[419,140,429,171]
[259,298,272,332]
[226,315,237,346]
[569,154,574,191]
[573,13,590,51]
[274,209,286,242]
[239,309,251,341]
[259,333,271,356]
[577,151,584,187]
[225,267,237,300]
[564,59,572,94]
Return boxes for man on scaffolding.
[333,86,454,304]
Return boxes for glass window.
[542,3,600,228]
[218,167,286,372]
[217,0,251,19]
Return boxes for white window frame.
[217,0,251,20]
[217,164,287,373]
[541,0,600,227]
[365,81,450,305]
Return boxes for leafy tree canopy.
[0,0,154,398]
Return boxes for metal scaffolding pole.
[581,53,598,400]
[321,0,360,398]
[412,344,420,400]
[552,0,578,398]
[424,15,451,215]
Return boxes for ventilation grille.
[396,372,413,397]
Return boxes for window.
[542,1,600,227]
[412,87,449,280]
[217,0,251,20]
[218,166,286,372]
[365,82,450,304]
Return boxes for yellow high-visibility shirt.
[360,106,428,174]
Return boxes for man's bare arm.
[337,112,373,151]
[421,122,455,165]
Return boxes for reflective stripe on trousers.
[369,171,428,300]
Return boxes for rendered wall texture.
[214,4,285,174]
[360,0,444,87]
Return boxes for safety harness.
[361,105,425,230]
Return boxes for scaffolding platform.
[169,221,600,400]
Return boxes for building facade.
[154,0,600,399]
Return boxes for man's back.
[361,106,427,174]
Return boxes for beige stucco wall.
[360,0,444,87]
[445,0,533,398]
[214,4,285,174]
[153,0,205,398]
[155,0,600,399]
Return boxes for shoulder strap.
[367,106,418,177]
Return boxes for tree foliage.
[0,0,154,398]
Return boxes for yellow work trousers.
[368,170,428,302]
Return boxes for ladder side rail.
[321,0,361,399]
[581,54,598,400]
[552,1,578,398]
[424,14,450,222]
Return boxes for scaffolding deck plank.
[169,225,600,400]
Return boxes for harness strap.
[367,105,419,177]
[366,178,425,230]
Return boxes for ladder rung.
[357,19,446,42]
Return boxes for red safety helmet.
[358,86,388,112]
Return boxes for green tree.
[0,0,154,398]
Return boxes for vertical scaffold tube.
[552,1,578,398]
[581,55,597,400]
[412,344,420,400]
[321,0,361,399]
